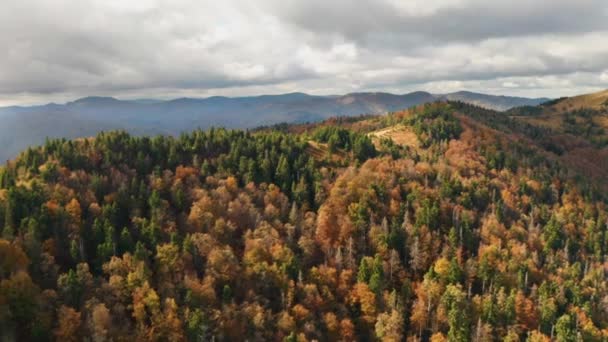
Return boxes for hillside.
[508,89,608,129]
[0,91,548,163]
[504,90,608,185]
[543,89,608,114]
[2,98,608,341]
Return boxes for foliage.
[0,102,607,340]
[506,105,543,116]
[406,103,463,147]
[312,126,376,161]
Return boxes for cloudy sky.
[1,0,608,106]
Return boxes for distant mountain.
[439,91,550,111]
[0,91,548,162]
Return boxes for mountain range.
[0,91,548,162]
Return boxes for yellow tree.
[154,298,184,341]
[375,309,404,342]
[132,281,160,340]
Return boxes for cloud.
[271,0,608,44]
[0,0,607,105]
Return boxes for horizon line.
[0,89,561,109]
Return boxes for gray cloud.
[271,0,608,44]
[0,0,607,105]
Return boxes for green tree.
[275,155,292,193]
[442,285,470,342]
[555,314,576,342]
[353,135,376,162]
[357,257,372,283]
[543,214,563,253]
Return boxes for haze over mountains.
[0,91,548,163]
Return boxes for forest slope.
[505,90,608,186]
[0,101,607,341]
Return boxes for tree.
[119,227,134,254]
[543,214,564,253]
[515,291,538,331]
[275,155,292,193]
[375,310,404,342]
[156,298,184,341]
[388,249,401,282]
[89,303,111,342]
[368,255,384,294]
[2,198,14,239]
[357,257,372,283]
[442,285,470,342]
[65,198,82,233]
[57,264,92,308]
[349,283,377,325]
[353,135,376,161]
[323,312,339,340]
[0,240,29,278]
[538,282,557,334]
[132,282,161,338]
[186,308,210,342]
[447,258,463,284]
[54,305,81,342]
[554,314,576,342]
[340,319,355,341]
[0,271,39,338]
[261,153,273,182]
[415,198,440,230]
[206,246,240,283]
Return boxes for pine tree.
[358,258,372,283]
[443,285,470,342]
[275,155,292,194]
[555,314,576,342]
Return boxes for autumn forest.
[2,96,608,341]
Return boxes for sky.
[1,0,608,106]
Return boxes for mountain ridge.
[0,90,550,163]
[2,90,547,110]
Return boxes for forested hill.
[2,101,608,341]
[0,91,548,163]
